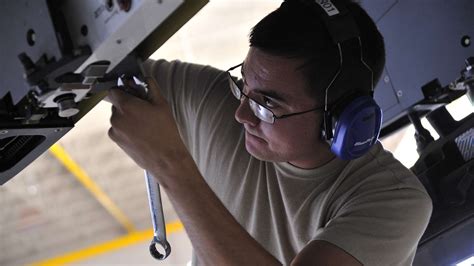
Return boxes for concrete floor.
[76,232,194,266]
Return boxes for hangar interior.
[0,0,473,265]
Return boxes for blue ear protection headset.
[302,0,383,160]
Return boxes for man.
[108,0,432,265]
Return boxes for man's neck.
[288,142,336,170]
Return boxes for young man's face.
[234,47,333,168]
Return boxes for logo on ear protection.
[315,0,340,16]
[354,137,374,147]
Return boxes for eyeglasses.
[226,63,324,124]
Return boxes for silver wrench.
[117,76,171,260]
[144,170,171,260]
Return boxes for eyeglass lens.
[227,74,275,123]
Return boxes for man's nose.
[234,96,259,127]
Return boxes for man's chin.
[245,141,277,162]
[246,147,263,160]
[244,131,280,161]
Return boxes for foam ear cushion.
[330,96,382,160]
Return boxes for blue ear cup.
[306,0,382,159]
[330,96,382,160]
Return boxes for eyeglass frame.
[226,63,324,124]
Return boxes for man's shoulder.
[144,58,226,80]
[349,142,426,189]
[313,143,433,265]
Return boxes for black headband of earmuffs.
[284,0,374,105]
[289,0,383,161]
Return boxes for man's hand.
[107,77,191,186]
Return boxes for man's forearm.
[155,155,281,266]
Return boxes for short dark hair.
[249,0,385,106]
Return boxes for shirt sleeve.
[312,186,433,266]
[141,59,244,170]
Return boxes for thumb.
[145,77,167,105]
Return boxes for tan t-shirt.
[144,59,433,266]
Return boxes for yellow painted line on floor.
[49,143,136,233]
[29,220,184,266]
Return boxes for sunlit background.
[457,256,474,266]
[0,0,472,265]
